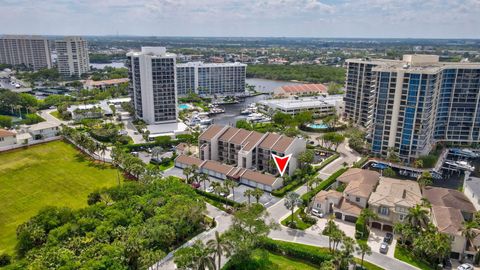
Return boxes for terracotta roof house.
[368,177,422,231]
[424,186,477,259]
[311,190,342,217]
[464,176,480,211]
[273,83,328,97]
[330,168,380,223]
[0,129,17,147]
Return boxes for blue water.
[179,104,190,109]
[308,123,329,129]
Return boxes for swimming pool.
[179,104,190,110]
[308,123,329,129]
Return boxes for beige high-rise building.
[55,36,90,77]
[0,35,52,70]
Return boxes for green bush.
[355,215,369,240]
[194,189,243,208]
[0,253,11,266]
[89,127,118,142]
[258,238,332,265]
[353,157,369,168]
[301,167,348,206]
[315,153,339,170]
[0,115,13,128]
[22,113,45,125]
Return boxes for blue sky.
[1,0,480,38]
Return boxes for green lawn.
[280,209,315,230]
[49,110,61,119]
[394,245,434,270]
[0,140,122,255]
[224,249,318,270]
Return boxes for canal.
[210,78,301,126]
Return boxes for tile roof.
[314,190,342,204]
[241,131,264,152]
[218,127,240,141]
[341,169,380,198]
[202,160,235,175]
[279,84,328,94]
[175,155,205,167]
[423,186,476,213]
[258,133,282,149]
[368,177,422,208]
[335,197,363,216]
[229,129,251,145]
[241,170,278,186]
[271,136,294,153]
[199,124,225,141]
[432,205,464,235]
[176,142,188,151]
[337,168,380,184]
[0,129,16,137]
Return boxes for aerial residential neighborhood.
[0,1,480,270]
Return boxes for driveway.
[368,228,397,258]
[162,167,280,207]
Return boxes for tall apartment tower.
[55,36,90,77]
[176,62,247,96]
[0,35,52,70]
[126,47,178,125]
[344,55,480,163]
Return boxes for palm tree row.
[62,125,108,162]
[321,215,372,269]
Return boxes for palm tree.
[224,179,236,201]
[331,229,345,253]
[460,221,478,250]
[340,236,356,269]
[198,173,210,191]
[211,182,223,196]
[196,247,216,270]
[252,188,263,204]
[356,240,372,269]
[418,171,433,190]
[284,192,301,227]
[359,208,378,235]
[244,189,253,205]
[406,204,430,231]
[151,146,163,160]
[183,166,194,183]
[98,143,107,163]
[322,215,338,252]
[206,231,232,270]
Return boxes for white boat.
[247,113,264,122]
[200,118,213,125]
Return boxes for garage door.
[383,224,393,232]
[344,215,357,223]
[371,222,382,230]
[334,212,342,220]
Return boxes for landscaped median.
[313,152,340,171]
[223,238,385,270]
[280,208,316,230]
[394,245,434,270]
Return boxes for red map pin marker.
[272,153,292,177]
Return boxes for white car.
[206,186,214,193]
[311,209,324,218]
[457,263,474,270]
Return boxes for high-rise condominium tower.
[344,55,480,163]
[0,35,52,70]
[126,47,178,125]
[176,62,246,96]
[55,36,90,77]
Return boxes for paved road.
[123,119,145,144]
[39,109,68,126]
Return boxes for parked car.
[457,263,474,270]
[379,242,389,254]
[131,152,139,157]
[150,157,162,165]
[191,182,200,189]
[311,209,324,218]
[206,186,214,193]
[383,232,393,244]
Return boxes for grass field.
[0,140,122,255]
[394,245,433,270]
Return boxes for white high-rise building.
[0,35,52,70]
[126,47,178,125]
[176,62,246,96]
[55,36,90,77]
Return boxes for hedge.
[314,153,339,170]
[301,167,348,206]
[258,238,332,265]
[194,189,244,208]
[271,179,304,197]
[353,156,369,168]
[355,215,369,240]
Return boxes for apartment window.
[355,197,360,203]
[378,206,389,216]
[399,214,405,221]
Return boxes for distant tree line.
[246,64,345,84]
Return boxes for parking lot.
[163,166,280,207]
